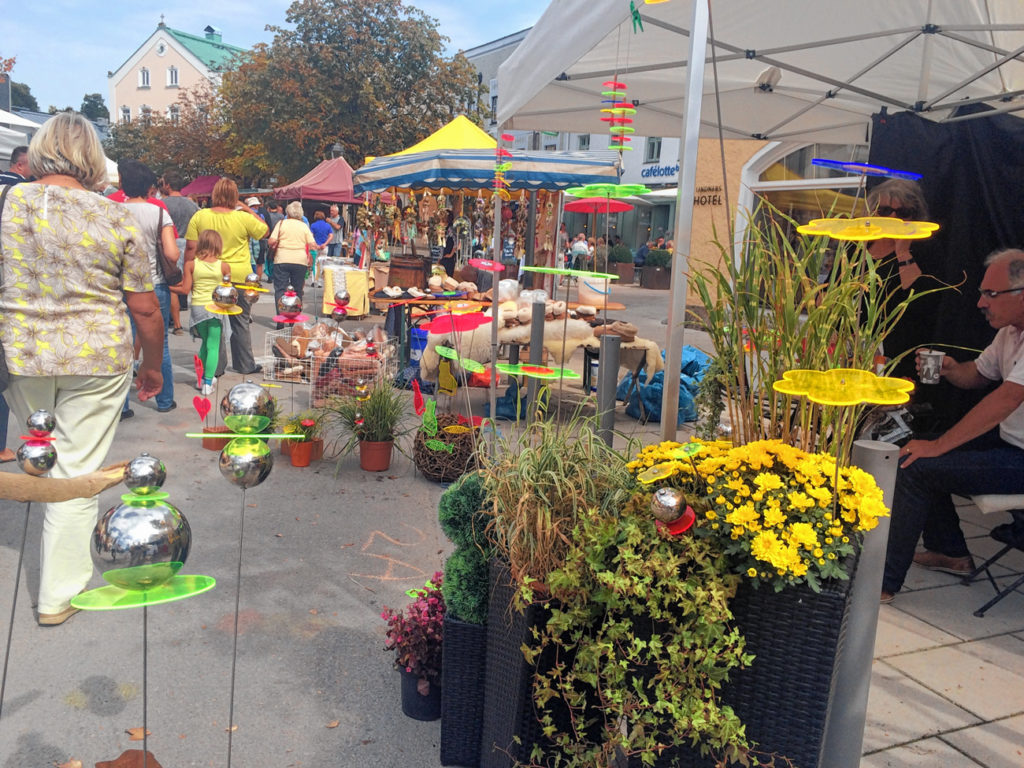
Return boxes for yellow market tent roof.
[365,115,497,164]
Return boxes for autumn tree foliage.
[104,84,230,182]
[221,0,484,181]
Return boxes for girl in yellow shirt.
[172,229,230,394]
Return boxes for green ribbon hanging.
[630,0,644,33]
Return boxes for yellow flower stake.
[627,439,888,592]
[774,367,910,528]
[773,368,914,407]
[796,216,939,241]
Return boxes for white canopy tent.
[0,126,28,165]
[497,0,1024,438]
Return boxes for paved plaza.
[0,283,1020,767]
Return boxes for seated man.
[882,248,1024,602]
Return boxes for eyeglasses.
[978,287,1024,299]
[875,205,915,218]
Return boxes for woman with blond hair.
[268,201,316,325]
[0,111,165,625]
[184,178,268,375]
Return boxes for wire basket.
[264,326,397,410]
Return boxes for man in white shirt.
[882,248,1024,601]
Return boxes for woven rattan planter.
[478,560,556,768]
[440,615,488,766]
[634,550,861,768]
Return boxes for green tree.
[11,82,38,111]
[81,93,109,120]
[221,0,484,181]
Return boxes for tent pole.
[490,146,504,453]
[660,0,709,441]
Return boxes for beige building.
[108,20,245,125]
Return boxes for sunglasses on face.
[875,205,915,218]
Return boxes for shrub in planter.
[644,248,672,267]
[438,471,489,549]
[608,244,633,264]
[442,546,489,625]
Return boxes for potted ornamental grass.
[322,380,410,471]
[381,571,445,721]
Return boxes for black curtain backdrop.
[867,107,1024,428]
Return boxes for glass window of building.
[644,137,662,164]
[167,66,178,87]
[577,134,590,151]
[138,68,150,88]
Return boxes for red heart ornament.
[193,396,211,422]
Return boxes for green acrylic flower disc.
[565,183,651,199]
[72,574,216,611]
[102,562,183,591]
[435,346,486,372]
[224,414,271,433]
[496,362,580,380]
[523,266,618,280]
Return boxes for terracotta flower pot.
[359,439,394,472]
[291,440,313,467]
[310,437,324,461]
[202,425,232,452]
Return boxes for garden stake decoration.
[774,367,913,520]
[273,284,309,324]
[493,133,513,201]
[206,279,243,316]
[183,381,301,768]
[72,453,215,768]
[0,410,58,723]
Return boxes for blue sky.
[6,0,551,113]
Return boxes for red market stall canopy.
[273,157,362,204]
[564,197,634,214]
[181,175,221,197]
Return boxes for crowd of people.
[0,113,354,625]
[2,111,1024,627]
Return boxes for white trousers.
[4,371,132,613]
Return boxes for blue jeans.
[154,284,174,409]
[882,429,1024,593]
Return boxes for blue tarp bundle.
[616,346,713,425]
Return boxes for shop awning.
[352,148,617,194]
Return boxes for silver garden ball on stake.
[17,409,57,476]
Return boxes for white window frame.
[120,105,131,124]
[167,66,178,87]
[643,137,662,164]
[577,134,590,151]
[167,104,180,123]
[138,67,150,88]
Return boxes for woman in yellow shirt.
[184,178,267,375]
